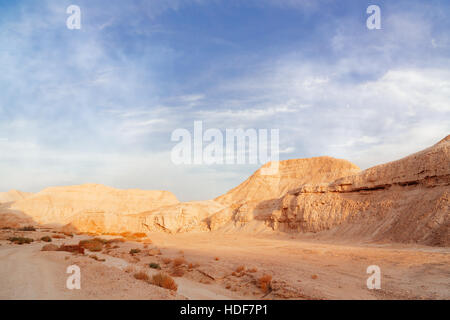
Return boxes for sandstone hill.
[270,135,449,246]
[215,157,360,205]
[0,190,32,204]
[1,136,448,246]
[6,184,179,225]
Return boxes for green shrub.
[41,236,52,242]
[149,263,161,269]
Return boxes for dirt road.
[0,243,77,299]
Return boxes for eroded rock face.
[65,200,226,234]
[9,184,179,225]
[215,157,361,206]
[270,136,450,246]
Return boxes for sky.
[0,0,449,201]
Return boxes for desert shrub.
[170,267,185,277]
[248,267,258,273]
[134,271,150,282]
[129,248,141,255]
[41,244,59,251]
[151,272,178,291]
[92,237,108,244]
[311,274,318,280]
[18,226,36,231]
[52,234,65,239]
[162,258,172,264]
[173,257,186,267]
[79,239,104,252]
[214,257,220,261]
[58,245,85,254]
[41,236,52,242]
[106,238,125,244]
[8,237,34,244]
[236,265,245,273]
[149,263,161,269]
[63,232,74,237]
[89,255,106,262]
[258,274,272,293]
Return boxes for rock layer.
[270,136,450,246]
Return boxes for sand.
[0,228,448,300]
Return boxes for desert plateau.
[0,136,448,300]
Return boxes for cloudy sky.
[0,0,449,201]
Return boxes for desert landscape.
[0,135,448,300]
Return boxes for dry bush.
[52,234,65,239]
[8,237,34,245]
[151,272,178,291]
[89,254,105,262]
[162,257,172,264]
[129,248,141,255]
[236,265,246,273]
[18,226,36,231]
[40,236,52,242]
[311,274,318,280]
[63,232,74,237]
[173,257,186,267]
[149,263,161,269]
[248,267,258,273]
[231,272,237,276]
[258,274,272,292]
[58,244,85,254]
[170,267,185,277]
[214,257,220,261]
[106,238,125,244]
[134,271,150,282]
[112,245,120,249]
[79,239,104,252]
[92,237,108,244]
[41,244,59,251]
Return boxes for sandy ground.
[0,228,449,300]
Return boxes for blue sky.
[0,0,449,200]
